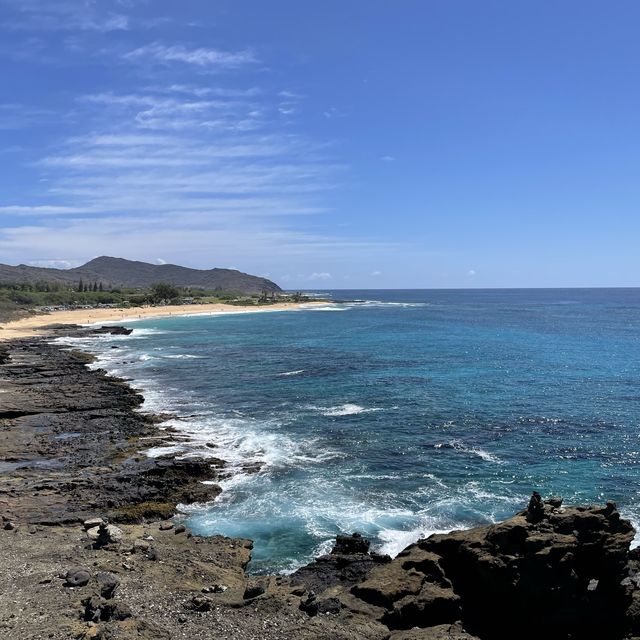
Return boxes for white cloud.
[155,258,167,265]
[26,259,77,269]
[467,269,476,276]
[0,30,399,282]
[323,107,345,119]
[0,205,90,215]
[371,270,382,276]
[124,43,257,69]
[4,1,130,32]
[380,155,395,162]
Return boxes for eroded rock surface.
[290,495,639,639]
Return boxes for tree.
[149,282,180,304]
[98,282,103,292]
[78,279,84,293]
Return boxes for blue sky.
[1,1,639,288]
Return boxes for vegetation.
[0,280,314,323]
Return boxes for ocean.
[61,289,640,574]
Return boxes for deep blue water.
[65,289,640,573]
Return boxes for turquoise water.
[68,289,640,573]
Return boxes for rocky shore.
[2,331,640,639]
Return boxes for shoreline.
[0,300,329,341]
[1,333,640,638]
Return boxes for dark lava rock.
[290,532,388,594]
[243,583,266,600]
[90,326,133,336]
[333,532,370,555]
[95,572,119,599]
[174,524,187,535]
[93,523,123,548]
[82,595,132,622]
[300,592,343,616]
[346,494,636,639]
[65,568,91,587]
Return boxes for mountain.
[0,257,281,294]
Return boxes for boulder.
[290,532,389,594]
[93,523,123,548]
[83,517,104,531]
[95,572,119,599]
[333,533,371,555]
[65,567,91,587]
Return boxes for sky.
[1,0,640,288]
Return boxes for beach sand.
[0,301,325,340]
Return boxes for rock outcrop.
[2,335,640,639]
[293,494,639,639]
[0,338,222,525]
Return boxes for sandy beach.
[0,301,325,340]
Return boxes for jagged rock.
[174,524,187,535]
[290,532,389,594]
[413,495,635,639]
[82,595,132,622]
[333,533,370,555]
[65,568,91,587]
[90,326,133,336]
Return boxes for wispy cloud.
[26,258,78,269]
[124,43,258,69]
[0,103,55,129]
[4,0,131,32]
[0,14,396,281]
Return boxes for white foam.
[434,439,503,464]
[342,300,428,309]
[377,524,452,557]
[319,403,383,416]
[277,369,305,377]
[163,354,204,359]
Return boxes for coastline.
[1,332,640,639]
[0,300,328,341]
